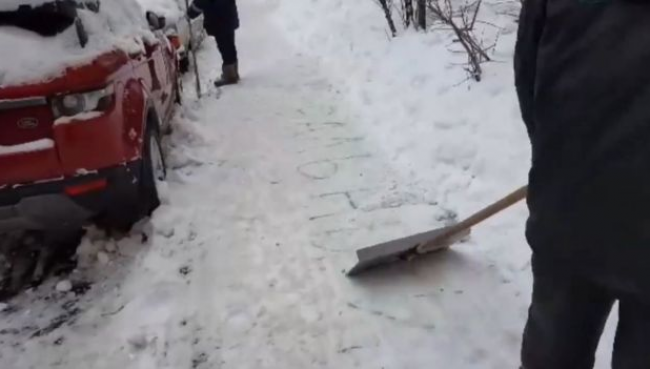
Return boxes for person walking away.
[187,0,240,87]
[515,0,650,368]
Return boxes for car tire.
[174,75,183,107]
[179,56,190,74]
[139,121,166,217]
[98,117,166,234]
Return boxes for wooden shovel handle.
[418,185,528,252]
[454,185,528,232]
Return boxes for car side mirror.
[146,11,166,31]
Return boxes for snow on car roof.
[0,0,153,87]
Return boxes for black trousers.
[213,28,238,66]
[521,255,650,369]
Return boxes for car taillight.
[168,35,182,50]
[51,84,115,119]
[65,178,108,196]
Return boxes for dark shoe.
[214,63,239,87]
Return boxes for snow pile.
[271,0,529,216]
[0,1,152,87]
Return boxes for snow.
[0,138,53,155]
[75,168,98,176]
[136,0,184,20]
[97,251,110,265]
[0,0,152,87]
[0,0,51,11]
[54,111,104,126]
[0,0,618,368]
[55,280,72,293]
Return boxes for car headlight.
[51,84,115,118]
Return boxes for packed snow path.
[0,1,618,368]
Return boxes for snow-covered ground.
[0,0,617,368]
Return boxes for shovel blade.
[346,226,471,276]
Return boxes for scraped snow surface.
[0,138,53,155]
[0,0,617,368]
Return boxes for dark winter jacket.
[515,0,650,292]
[188,0,239,35]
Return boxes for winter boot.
[214,63,240,87]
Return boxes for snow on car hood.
[0,1,153,87]
[0,26,84,87]
[0,0,52,12]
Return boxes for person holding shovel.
[187,0,240,87]
[515,0,650,368]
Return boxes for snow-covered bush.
[373,0,509,81]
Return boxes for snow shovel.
[184,0,202,98]
[347,185,528,276]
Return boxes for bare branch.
[403,0,414,28]
[375,0,398,37]
[426,0,491,81]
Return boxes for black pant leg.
[521,255,615,369]
[214,29,238,66]
[612,296,650,369]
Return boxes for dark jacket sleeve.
[187,0,211,19]
[514,0,547,138]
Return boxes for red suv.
[0,0,179,232]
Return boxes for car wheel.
[140,122,167,217]
[179,54,190,74]
[98,119,166,234]
[174,75,183,106]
